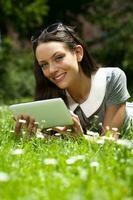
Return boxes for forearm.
[102,103,126,136]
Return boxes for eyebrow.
[38,51,63,64]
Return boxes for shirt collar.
[67,68,106,117]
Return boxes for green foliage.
[0,0,49,37]
[84,0,133,68]
[0,38,34,103]
[46,0,89,21]
[83,0,133,94]
[0,107,133,199]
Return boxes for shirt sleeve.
[106,67,130,106]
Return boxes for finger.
[71,115,83,135]
[15,115,24,135]
[70,111,79,119]
[52,126,67,134]
[23,115,30,127]
[27,118,36,136]
[33,121,39,133]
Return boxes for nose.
[49,62,58,74]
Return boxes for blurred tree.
[0,0,49,38]
[83,0,133,65]
[44,0,89,24]
[0,0,49,103]
[0,39,34,103]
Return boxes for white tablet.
[9,98,73,129]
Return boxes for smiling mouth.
[53,73,66,83]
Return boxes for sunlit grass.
[0,106,133,200]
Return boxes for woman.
[15,22,133,137]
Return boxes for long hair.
[31,23,99,106]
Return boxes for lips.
[53,72,66,83]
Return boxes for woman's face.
[35,41,83,90]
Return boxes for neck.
[67,73,91,104]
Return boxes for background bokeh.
[0,0,133,104]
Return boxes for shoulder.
[101,67,127,85]
[102,67,130,105]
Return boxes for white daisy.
[90,161,100,168]
[43,158,57,165]
[0,172,10,182]
[11,149,24,155]
[66,155,85,165]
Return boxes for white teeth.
[54,73,65,80]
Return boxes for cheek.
[63,58,78,70]
[42,69,49,78]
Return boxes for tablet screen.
[9,98,73,129]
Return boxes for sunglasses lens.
[46,23,60,33]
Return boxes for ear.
[75,45,83,62]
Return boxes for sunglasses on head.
[31,22,74,44]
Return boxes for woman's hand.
[52,111,84,138]
[14,115,38,136]
[71,111,84,136]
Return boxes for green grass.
[0,106,133,200]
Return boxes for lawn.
[0,106,133,200]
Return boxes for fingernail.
[18,119,26,124]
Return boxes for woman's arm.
[102,103,126,134]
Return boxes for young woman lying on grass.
[14,22,133,138]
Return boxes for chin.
[56,82,68,90]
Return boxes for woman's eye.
[55,55,64,61]
[40,63,48,69]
